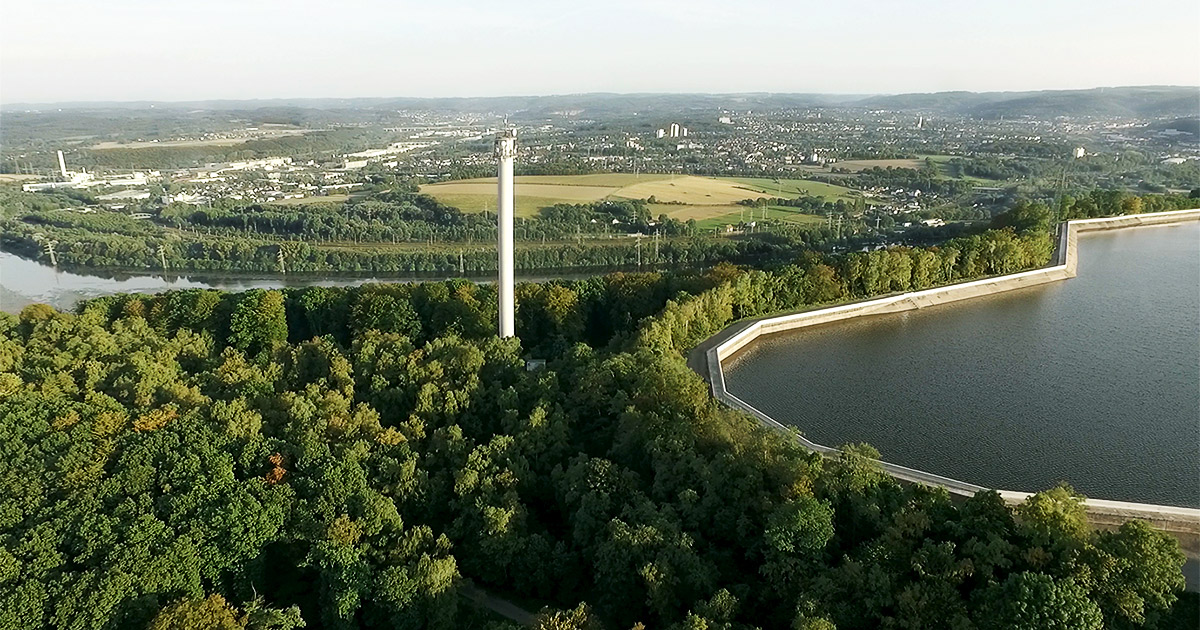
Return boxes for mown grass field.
[420,174,859,222]
[727,177,859,201]
[614,175,771,205]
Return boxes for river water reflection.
[725,223,1200,507]
[0,250,603,314]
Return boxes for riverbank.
[0,248,692,314]
[691,210,1200,572]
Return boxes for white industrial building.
[657,123,688,139]
[23,150,154,192]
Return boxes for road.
[461,583,537,627]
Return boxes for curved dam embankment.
[693,209,1200,533]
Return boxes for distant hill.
[1143,116,1200,135]
[858,86,1199,118]
[1,93,857,116]
[5,86,1197,120]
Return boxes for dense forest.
[0,187,841,274]
[3,187,1195,276]
[2,202,1195,629]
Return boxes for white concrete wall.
[496,132,517,338]
[706,210,1200,526]
[718,209,1200,364]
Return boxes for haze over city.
[3,0,1199,104]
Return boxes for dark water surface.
[726,223,1200,507]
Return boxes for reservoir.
[725,223,1200,507]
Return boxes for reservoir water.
[725,223,1200,507]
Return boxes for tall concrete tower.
[495,129,517,338]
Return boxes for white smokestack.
[57,151,67,178]
[495,130,517,338]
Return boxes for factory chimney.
[57,151,68,178]
[495,129,517,338]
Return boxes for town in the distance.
[1,87,1196,282]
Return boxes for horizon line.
[4,84,1197,110]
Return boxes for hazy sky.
[2,0,1198,104]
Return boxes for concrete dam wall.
[698,209,1200,531]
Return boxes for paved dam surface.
[725,222,1200,507]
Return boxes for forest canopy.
[0,207,1195,630]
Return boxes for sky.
[2,0,1198,104]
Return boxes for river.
[725,223,1200,507]
[0,250,615,314]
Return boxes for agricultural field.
[420,173,860,220]
[420,178,625,217]
[616,175,775,205]
[727,177,860,201]
[490,173,673,187]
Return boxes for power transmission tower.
[35,234,58,266]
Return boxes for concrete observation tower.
[495,129,517,338]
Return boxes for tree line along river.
[0,249,611,314]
